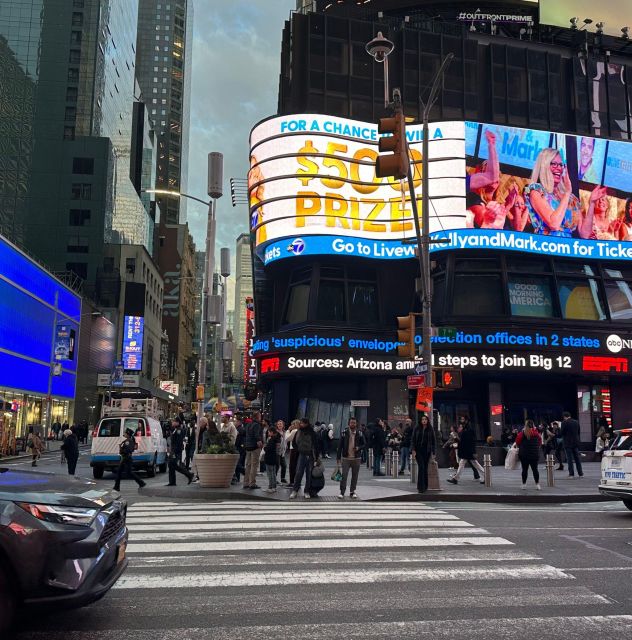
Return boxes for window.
[66,87,78,102]
[69,209,91,225]
[70,31,82,45]
[67,68,79,82]
[126,257,136,274]
[72,157,94,174]
[73,0,85,7]
[64,106,76,121]
[125,418,144,436]
[63,126,75,140]
[71,12,83,26]
[66,262,87,280]
[508,275,556,318]
[453,274,504,316]
[317,281,346,322]
[69,50,81,63]
[604,281,632,320]
[67,237,89,253]
[348,283,378,325]
[98,419,120,437]
[558,279,606,320]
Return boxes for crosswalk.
[13,501,632,639]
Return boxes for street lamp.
[366,32,395,108]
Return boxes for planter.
[195,453,239,488]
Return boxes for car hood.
[0,468,117,508]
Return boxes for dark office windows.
[67,237,89,253]
[63,127,75,140]
[72,157,94,174]
[69,50,81,63]
[453,274,504,316]
[126,258,136,274]
[66,262,87,280]
[69,209,91,225]
[348,283,378,325]
[65,106,76,121]
[70,31,82,45]
[317,281,346,322]
[284,283,310,325]
[71,183,91,200]
[66,87,78,102]
[71,12,83,26]
[67,68,79,82]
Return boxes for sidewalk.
[141,457,611,504]
[0,440,90,463]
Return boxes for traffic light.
[397,313,416,358]
[434,368,463,389]
[196,384,205,401]
[376,109,409,179]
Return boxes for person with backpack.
[243,411,264,489]
[113,428,146,491]
[290,418,318,499]
[516,419,543,490]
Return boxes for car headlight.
[16,502,98,526]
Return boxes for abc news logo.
[606,334,632,354]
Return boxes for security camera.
[365,32,394,63]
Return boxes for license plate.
[117,543,126,564]
[610,458,622,467]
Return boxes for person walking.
[60,428,79,475]
[52,419,62,442]
[371,420,387,476]
[336,417,366,499]
[243,411,264,489]
[232,415,246,485]
[457,416,482,480]
[113,428,146,491]
[27,429,44,467]
[561,411,584,477]
[166,417,194,486]
[399,418,413,475]
[264,424,281,493]
[184,420,196,470]
[447,418,485,485]
[412,415,437,493]
[275,420,288,484]
[286,419,300,486]
[290,418,318,499]
[516,419,542,490]
[443,425,460,470]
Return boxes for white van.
[90,414,167,479]
[599,428,632,510]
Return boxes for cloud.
[186,0,294,262]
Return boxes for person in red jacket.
[516,420,542,490]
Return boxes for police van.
[90,398,167,479]
[599,428,632,510]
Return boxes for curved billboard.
[249,115,632,264]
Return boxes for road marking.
[126,509,450,519]
[126,535,514,554]
[126,515,461,526]
[113,563,569,589]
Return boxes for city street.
[6,453,632,639]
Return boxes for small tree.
[201,430,236,455]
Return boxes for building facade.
[251,0,632,442]
[233,233,254,383]
[135,0,193,225]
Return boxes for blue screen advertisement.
[122,315,144,371]
[252,116,632,264]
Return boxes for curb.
[137,484,614,504]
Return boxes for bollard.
[411,456,418,484]
[392,451,399,478]
[546,454,555,487]
[368,449,374,471]
[428,454,442,491]
[483,454,492,487]
[385,450,392,476]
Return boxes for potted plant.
[195,431,239,488]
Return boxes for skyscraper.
[0,0,154,287]
[232,233,253,383]
[135,0,193,225]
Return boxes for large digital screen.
[540,0,629,38]
[250,115,632,265]
[122,315,144,371]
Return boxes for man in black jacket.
[60,428,79,475]
[561,411,584,477]
[447,419,485,485]
[371,420,387,476]
[336,417,366,499]
[243,411,263,489]
[114,429,146,491]
[399,418,413,475]
[167,417,194,486]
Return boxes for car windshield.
[610,433,632,451]
[98,419,121,437]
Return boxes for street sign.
[415,387,433,412]
[407,375,425,389]
[350,400,371,407]
[413,361,428,376]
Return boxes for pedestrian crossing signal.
[434,368,462,389]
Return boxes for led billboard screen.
[540,0,629,38]
[122,315,144,371]
[250,115,632,265]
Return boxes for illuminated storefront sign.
[250,115,632,264]
[122,315,144,371]
[244,297,257,383]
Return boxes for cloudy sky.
[186,0,295,263]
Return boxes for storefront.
[0,235,80,454]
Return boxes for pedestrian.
[184,419,196,470]
[412,414,437,493]
[399,418,413,475]
[447,417,485,485]
[443,425,460,469]
[52,419,61,441]
[322,423,334,459]
[561,411,584,478]
[60,428,79,475]
[27,428,44,467]
[166,417,194,486]
[275,420,288,484]
[457,416,482,480]
[286,419,300,485]
[60,421,69,441]
[371,420,387,476]
[543,422,562,469]
[264,425,280,493]
[336,416,366,500]
[387,423,402,453]
[232,415,246,485]
[515,419,542,489]
[220,414,238,446]
[113,428,146,491]
[549,421,565,470]
[243,411,264,489]
[290,418,318,499]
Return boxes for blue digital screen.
[122,316,144,371]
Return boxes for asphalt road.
[6,452,632,639]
